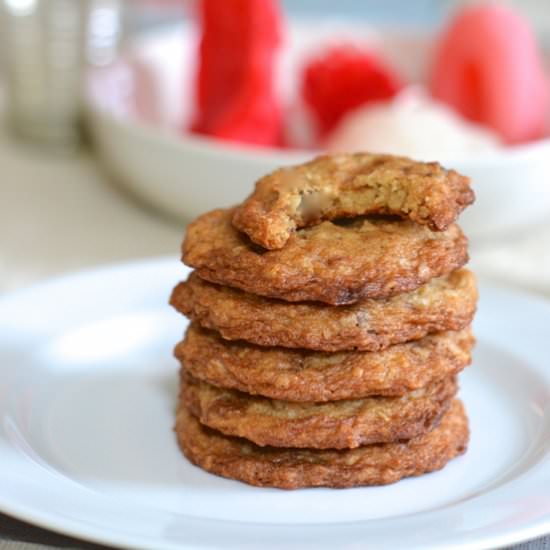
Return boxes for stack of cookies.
[170,153,478,489]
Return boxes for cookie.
[176,324,474,401]
[180,372,457,449]
[183,208,468,305]
[176,399,469,489]
[170,269,477,352]
[232,153,474,249]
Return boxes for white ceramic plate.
[1,258,550,550]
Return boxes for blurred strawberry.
[429,4,548,144]
[302,45,403,136]
[190,0,283,147]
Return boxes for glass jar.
[0,0,123,148]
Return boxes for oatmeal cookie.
[176,399,469,489]
[175,324,474,401]
[180,372,457,449]
[232,153,474,249]
[169,269,477,352]
[183,208,468,305]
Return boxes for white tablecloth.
[1,118,549,549]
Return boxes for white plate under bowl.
[1,258,550,549]
[85,23,550,238]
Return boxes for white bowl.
[85,23,550,238]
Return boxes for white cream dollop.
[325,86,501,159]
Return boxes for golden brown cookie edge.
[175,399,469,489]
[175,324,474,401]
[169,269,478,352]
[180,371,458,449]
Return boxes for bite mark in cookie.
[232,153,474,250]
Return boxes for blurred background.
[0,0,549,297]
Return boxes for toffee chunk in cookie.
[183,208,469,305]
[180,372,457,449]
[170,269,478,352]
[176,324,474,401]
[232,153,474,249]
[176,399,469,489]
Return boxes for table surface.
[1,117,550,549]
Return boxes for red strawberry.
[302,45,403,135]
[191,0,283,147]
[429,4,549,143]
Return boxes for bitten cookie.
[232,153,474,249]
